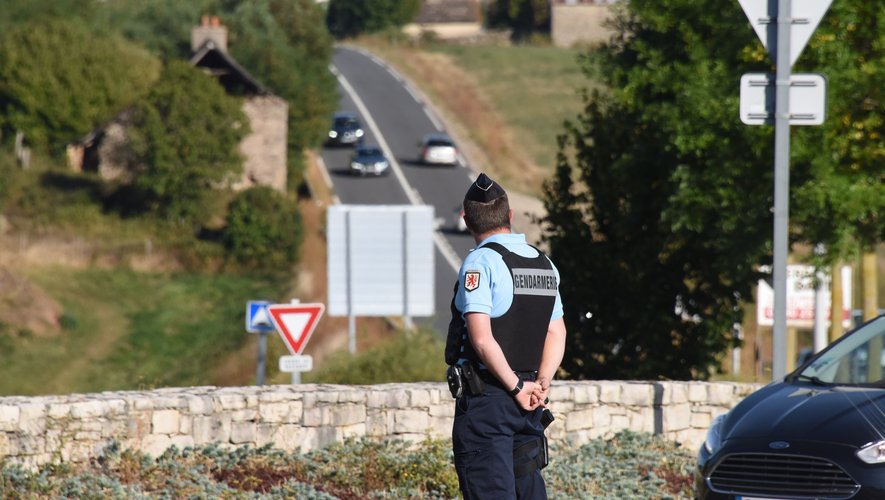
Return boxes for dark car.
[326,111,364,147]
[695,314,885,500]
[349,144,390,176]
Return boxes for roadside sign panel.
[740,73,827,125]
[267,303,325,355]
[757,265,852,329]
[737,0,834,66]
[246,300,275,333]
[279,355,313,373]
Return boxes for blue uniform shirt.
[455,233,563,321]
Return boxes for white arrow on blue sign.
[246,300,276,333]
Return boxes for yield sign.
[737,0,833,66]
[267,303,325,355]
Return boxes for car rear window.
[427,139,453,147]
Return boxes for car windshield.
[356,147,383,157]
[335,117,358,127]
[795,316,885,386]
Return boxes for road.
[319,45,478,336]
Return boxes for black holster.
[445,363,486,398]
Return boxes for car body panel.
[695,315,885,500]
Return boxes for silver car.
[349,145,390,176]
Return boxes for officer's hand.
[535,376,551,407]
[515,381,541,411]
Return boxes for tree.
[544,0,883,380]
[789,1,884,321]
[484,0,550,41]
[126,60,248,222]
[0,17,160,154]
[542,1,778,380]
[227,0,338,152]
[326,0,422,39]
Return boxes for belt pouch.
[446,366,463,398]
[460,362,486,395]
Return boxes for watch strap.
[508,379,523,397]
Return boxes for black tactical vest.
[445,242,557,371]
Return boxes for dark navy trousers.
[452,379,547,499]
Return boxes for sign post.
[267,301,325,384]
[738,0,832,381]
[246,300,275,386]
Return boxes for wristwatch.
[508,379,523,397]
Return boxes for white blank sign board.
[327,205,435,317]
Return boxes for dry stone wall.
[0,380,761,469]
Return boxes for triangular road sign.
[267,303,325,355]
[737,0,833,66]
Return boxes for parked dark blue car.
[695,315,885,499]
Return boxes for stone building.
[550,0,619,48]
[67,16,288,193]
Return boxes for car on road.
[326,111,365,147]
[695,314,885,499]
[417,133,458,166]
[349,144,390,176]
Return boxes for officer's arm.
[537,317,567,392]
[464,312,522,393]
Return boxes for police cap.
[464,173,506,203]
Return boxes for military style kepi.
[464,173,507,203]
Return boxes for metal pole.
[771,0,792,381]
[813,244,828,352]
[256,332,267,386]
[346,211,356,354]
[402,211,413,331]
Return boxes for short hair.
[463,195,510,234]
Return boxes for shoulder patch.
[464,270,481,291]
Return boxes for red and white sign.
[267,303,325,355]
[757,265,852,329]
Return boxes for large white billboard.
[326,205,434,317]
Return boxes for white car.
[417,133,458,166]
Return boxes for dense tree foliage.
[223,186,302,270]
[127,60,248,222]
[326,0,422,39]
[484,0,550,41]
[544,0,882,380]
[790,1,885,263]
[0,17,160,154]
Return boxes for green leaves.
[0,18,160,155]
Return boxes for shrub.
[222,186,303,271]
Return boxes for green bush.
[223,186,303,271]
[305,328,447,384]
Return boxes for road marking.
[332,61,462,273]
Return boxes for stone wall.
[234,95,289,193]
[0,380,761,470]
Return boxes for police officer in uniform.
[446,173,567,499]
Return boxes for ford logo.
[769,441,790,450]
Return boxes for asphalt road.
[319,45,478,336]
